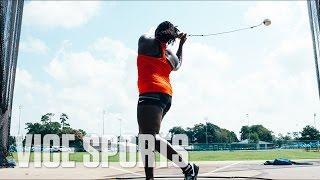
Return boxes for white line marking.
[200,161,242,175]
[109,166,143,176]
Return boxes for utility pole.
[18,105,22,135]
[102,110,106,135]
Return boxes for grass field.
[10,149,319,162]
[188,149,320,161]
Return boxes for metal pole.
[206,124,208,144]
[18,105,21,135]
[314,113,317,129]
[246,114,250,142]
[205,117,208,144]
[102,110,105,135]
[118,118,122,139]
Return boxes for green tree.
[221,130,238,143]
[240,126,250,140]
[169,126,187,137]
[300,125,320,140]
[192,123,207,143]
[249,133,259,143]
[60,113,70,129]
[185,127,195,143]
[40,113,54,124]
[44,121,61,134]
[25,122,43,135]
[251,125,273,142]
[274,133,292,147]
[78,129,87,136]
[25,113,87,151]
[240,125,273,142]
[170,123,239,143]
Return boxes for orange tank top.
[137,42,173,96]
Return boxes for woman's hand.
[178,33,187,45]
[175,33,186,69]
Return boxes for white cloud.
[244,2,294,27]
[11,1,320,138]
[163,1,319,136]
[42,37,138,134]
[20,36,49,54]
[229,1,319,134]
[89,37,136,61]
[13,30,320,137]
[24,1,101,28]
[15,68,53,96]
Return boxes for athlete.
[137,21,199,180]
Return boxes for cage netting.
[0,0,24,167]
[308,0,320,100]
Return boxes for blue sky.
[11,1,320,138]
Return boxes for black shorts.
[137,92,172,116]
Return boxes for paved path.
[1,160,319,179]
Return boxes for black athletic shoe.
[183,163,199,180]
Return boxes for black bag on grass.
[264,158,313,165]
[264,158,293,165]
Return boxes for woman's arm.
[175,43,184,70]
[166,33,187,71]
[176,33,187,60]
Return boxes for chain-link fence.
[0,0,24,166]
[187,140,320,151]
[277,140,320,151]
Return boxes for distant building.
[232,139,274,150]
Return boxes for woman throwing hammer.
[137,21,199,180]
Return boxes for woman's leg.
[155,135,188,168]
[137,104,162,179]
[155,101,189,169]
[137,93,197,179]
[137,106,189,179]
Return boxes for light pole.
[102,110,106,135]
[118,118,122,139]
[18,105,22,135]
[246,114,250,126]
[314,113,317,129]
[205,117,208,144]
[246,113,250,142]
